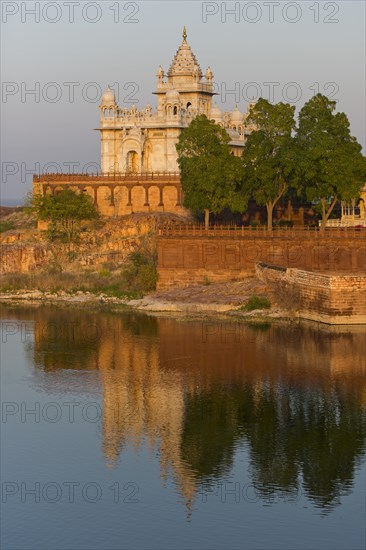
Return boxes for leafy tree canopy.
[242,98,297,229]
[296,94,366,228]
[176,115,246,227]
[32,189,98,242]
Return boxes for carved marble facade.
[98,28,256,174]
[33,29,257,218]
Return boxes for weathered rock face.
[1,243,49,273]
[1,214,187,274]
[256,262,366,325]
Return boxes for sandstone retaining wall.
[157,231,366,289]
[256,262,366,324]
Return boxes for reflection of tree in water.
[24,308,102,372]
[181,381,366,513]
[119,311,159,337]
[23,307,158,372]
[295,385,365,511]
[9,305,365,513]
[181,388,239,479]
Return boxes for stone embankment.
[256,262,366,325]
[1,270,365,325]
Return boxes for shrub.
[32,189,98,242]
[0,220,15,233]
[122,250,157,293]
[203,276,211,286]
[241,294,271,311]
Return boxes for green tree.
[296,94,366,230]
[241,99,297,230]
[176,115,246,229]
[32,189,98,242]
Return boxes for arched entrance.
[126,151,139,172]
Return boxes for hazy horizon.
[1,0,365,202]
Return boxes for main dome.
[167,27,202,78]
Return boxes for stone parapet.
[33,173,185,217]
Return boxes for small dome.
[166,88,180,102]
[210,103,222,120]
[231,105,243,122]
[101,86,116,105]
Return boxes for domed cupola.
[210,103,222,122]
[231,105,243,123]
[100,85,116,107]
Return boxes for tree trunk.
[204,209,210,230]
[320,198,327,232]
[266,202,274,231]
[320,196,338,232]
[266,185,287,232]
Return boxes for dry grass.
[0,207,36,231]
[0,271,137,298]
[0,249,157,299]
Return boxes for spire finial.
[183,26,187,42]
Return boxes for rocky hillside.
[0,209,191,275]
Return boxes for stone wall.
[33,173,186,218]
[256,263,366,325]
[157,229,366,289]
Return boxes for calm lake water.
[1,306,365,550]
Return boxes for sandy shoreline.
[0,286,291,321]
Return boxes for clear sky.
[1,0,365,203]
